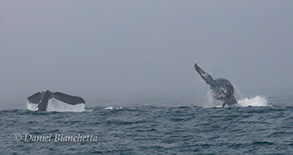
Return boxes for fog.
[1,1,293,100]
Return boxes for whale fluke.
[27,90,86,112]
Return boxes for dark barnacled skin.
[194,63,237,107]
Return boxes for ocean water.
[1,91,293,154]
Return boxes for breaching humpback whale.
[27,90,85,111]
[194,63,237,107]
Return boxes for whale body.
[194,63,237,107]
[27,90,85,112]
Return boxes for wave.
[104,106,123,110]
[238,96,270,107]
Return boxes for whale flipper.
[194,63,215,86]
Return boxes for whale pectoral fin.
[222,102,226,107]
[194,63,215,86]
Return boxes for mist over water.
[1,1,293,95]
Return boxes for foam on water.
[105,106,123,110]
[238,96,269,107]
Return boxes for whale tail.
[27,90,86,111]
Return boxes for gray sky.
[1,0,293,96]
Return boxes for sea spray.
[238,96,269,107]
[205,89,269,107]
[232,83,244,99]
[206,90,219,107]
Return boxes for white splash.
[233,84,244,99]
[105,106,123,110]
[105,107,114,110]
[206,90,217,107]
[205,91,270,107]
[237,96,269,107]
